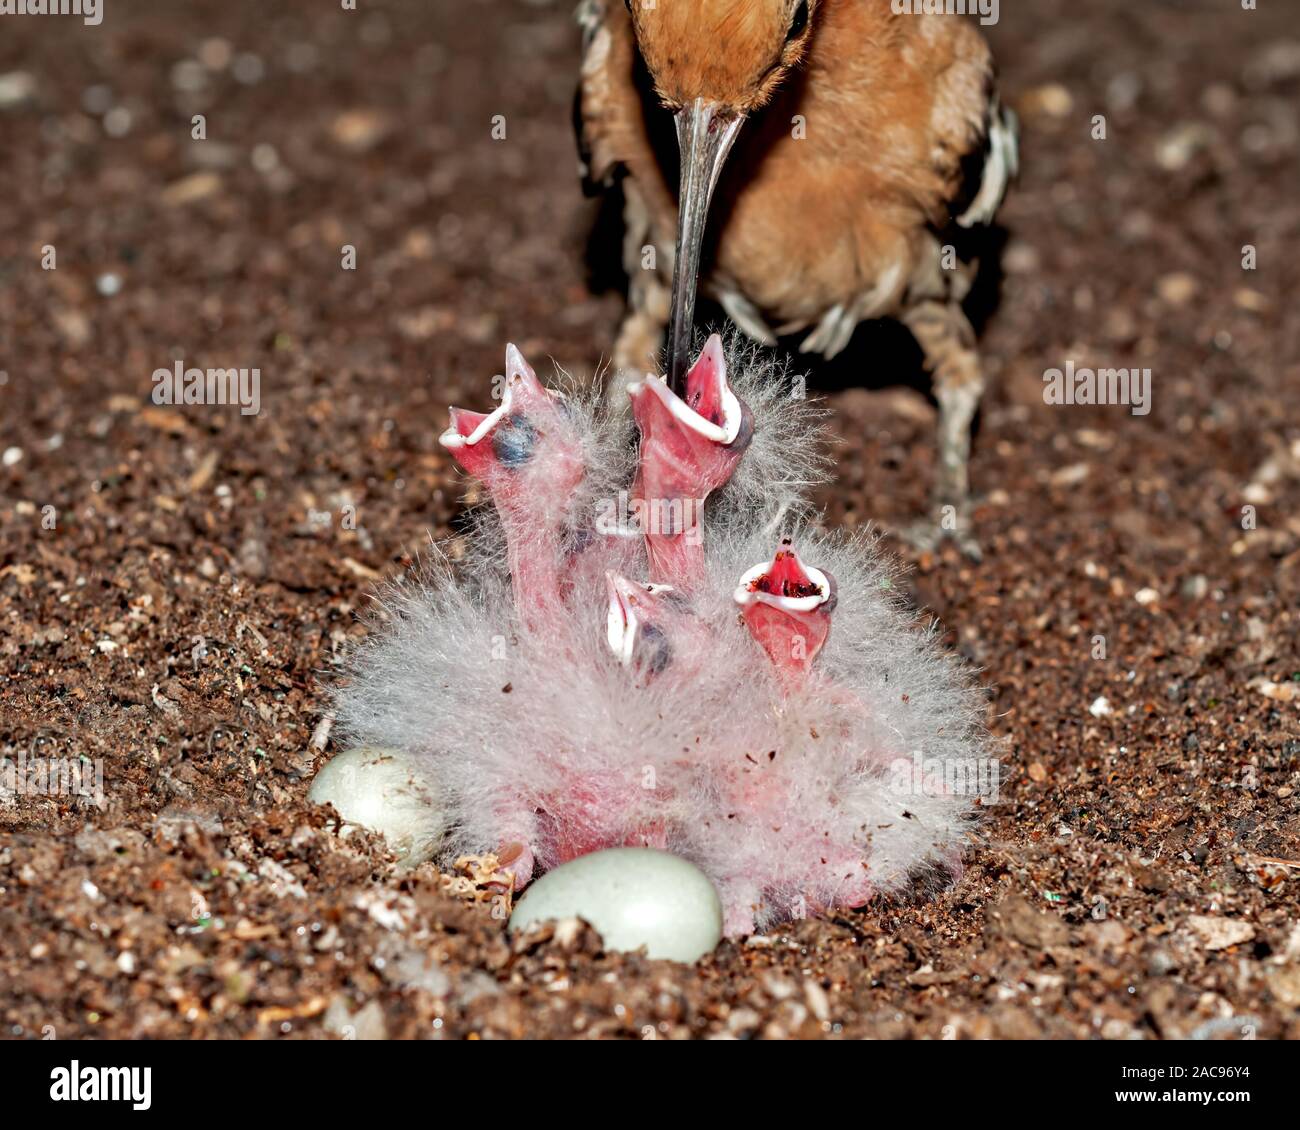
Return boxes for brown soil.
[2,0,1298,1039]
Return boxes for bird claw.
[494,841,536,892]
[628,334,752,588]
[902,506,982,562]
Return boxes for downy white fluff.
[331,336,988,936]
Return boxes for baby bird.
[332,336,987,936]
[575,0,1018,554]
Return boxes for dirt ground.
[2,0,1298,1040]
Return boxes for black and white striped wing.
[954,92,1019,229]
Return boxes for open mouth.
[439,343,560,455]
[627,333,744,447]
[734,539,834,614]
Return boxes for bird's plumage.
[333,338,987,935]
[576,0,1018,553]
[577,0,1015,352]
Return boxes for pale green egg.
[308,747,443,868]
[509,848,723,963]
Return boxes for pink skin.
[726,540,873,928]
[494,840,536,892]
[506,571,748,871]
[451,572,685,891]
[595,573,694,850]
[734,539,836,684]
[439,344,585,626]
[470,340,754,895]
[628,334,752,589]
[604,570,711,685]
[439,348,888,917]
[440,345,587,883]
[542,780,667,865]
[720,882,763,938]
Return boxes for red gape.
[726,538,869,932]
[628,334,752,589]
[734,538,836,684]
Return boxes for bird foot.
[902,506,982,562]
[494,841,536,892]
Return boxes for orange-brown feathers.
[629,0,816,112]
[579,0,1012,339]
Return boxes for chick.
[331,336,987,935]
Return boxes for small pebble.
[1187,915,1255,952]
[232,53,265,85]
[171,59,208,92]
[1020,82,1073,119]
[197,38,233,71]
[1180,574,1208,599]
[1089,696,1112,718]
[1156,272,1197,307]
[1155,122,1213,171]
[0,71,36,108]
[103,107,132,138]
[81,84,113,114]
[251,143,279,173]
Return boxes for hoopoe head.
[624,1,817,396]
[626,0,816,114]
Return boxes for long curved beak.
[665,99,744,397]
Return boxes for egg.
[308,747,443,868]
[508,848,723,962]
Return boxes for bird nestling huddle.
[333,337,987,936]
[576,0,1018,554]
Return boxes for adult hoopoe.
[575,0,1018,556]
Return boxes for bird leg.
[900,300,985,560]
[493,839,536,893]
[613,182,670,375]
[734,539,836,684]
[628,333,753,588]
[440,345,586,624]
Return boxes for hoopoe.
[575,0,1018,555]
